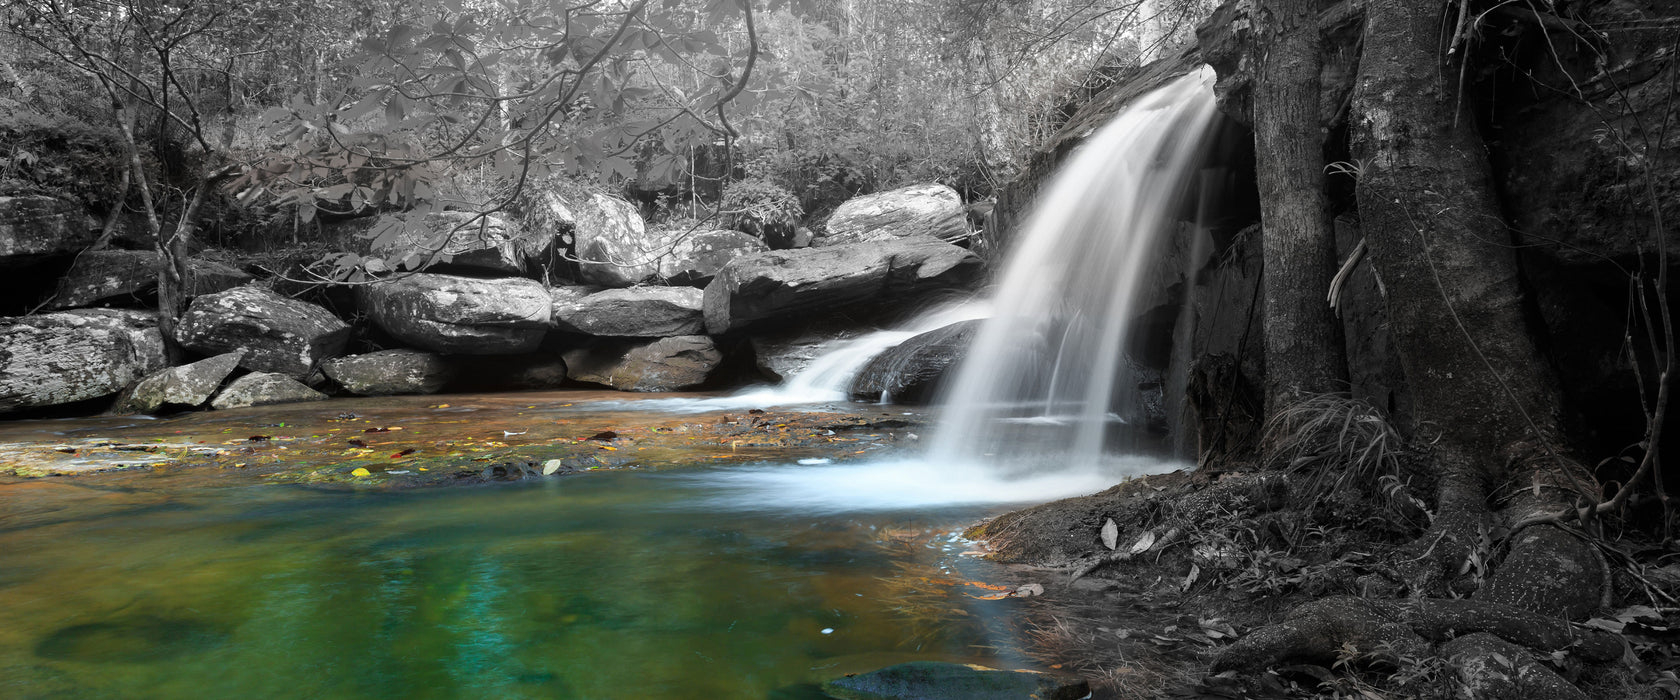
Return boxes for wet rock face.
[113,351,245,414]
[550,286,704,337]
[361,211,550,276]
[359,273,551,355]
[749,324,860,381]
[209,372,328,409]
[0,309,167,412]
[322,349,454,396]
[48,250,252,310]
[562,336,722,391]
[703,236,982,334]
[817,183,969,247]
[175,285,351,378]
[0,195,90,260]
[849,321,977,404]
[821,661,1089,700]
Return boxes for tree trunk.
[1252,0,1348,417]
[1350,0,1601,615]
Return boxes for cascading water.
[927,67,1221,474]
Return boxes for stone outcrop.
[562,336,721,391]
[360,273,551,354]
[656,229,769,286]
[0,195,91,261]
[113,351,244,414]
[817,183,970,247]
[322,349,454,396]
[848,321,977,403]
[175,285,351,378]
[703,236,981,334]
[550,286,705,337]
[362,211,549,276]
[0,309,167,412]
[209,372,328,409]
[48,250,252,310]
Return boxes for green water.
[0,467,1032,699]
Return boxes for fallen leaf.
[392,448,416,458]
[248,435,271,442]
[1130,530,1157,555]
[584,430,617,441]
[364,427,389,433]
[348,439,367,448]
[430,404,450,408]
[351,467,371,477]
[542,459,563,475]
[1015,583,1045,598]
[1101,518,1119,550]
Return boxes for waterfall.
[927,67,1220,474]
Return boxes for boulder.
[550,286,705,337]
[573,193,660,287]
[822,662,1088,700]
[562,336,721,391]
[749,325,860,381]
[48,250,253,309]
[0,309,166,412]
[656,229,769,286]
[817,183,969,247]
[0,195,91,261]
[209,372,328,409]
[175,285,351,378]
[113,351,245,414]
[360,273,550,354]
[849,321,977,403]
[703,236,982,334]
[362,211,548,275]
[322,349,453,396]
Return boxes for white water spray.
[926,67,1220,475]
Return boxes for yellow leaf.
[351,467,371,477]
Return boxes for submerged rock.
[562,336,721,391]
[322,349,454,396]
[822,661,1088,700]
[749,324,861,381]
[49,250,252,310]
[174,285,350,378]
[0,309,166,412]
[209,372,328,409]
[113,351,245,414]
[550,286,705,337]
[360,273,550,354]
[849,321,977,403]
[703,236,981,334]
[818,183,969,247]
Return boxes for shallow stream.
[0,392,1153,699]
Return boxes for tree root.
[1211,596,1621,697]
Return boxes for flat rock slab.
[209,372,328,409]
[363,211,549,275]
[0,310,167,412]
[49,250,252,310]
[360,273,551,354]
[562,336,721,391]
[657,229,769,286]
[175,285,350,378]
[550,286,705,337]
[818,183,968,247]
[0,195,91,261]
[322,349,454,396]
[822,661,1089,700]
[703,236,981,334]
[113,351,245,414]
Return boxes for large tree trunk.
[1253,0,1348,416]
[1350,0,1601,615]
